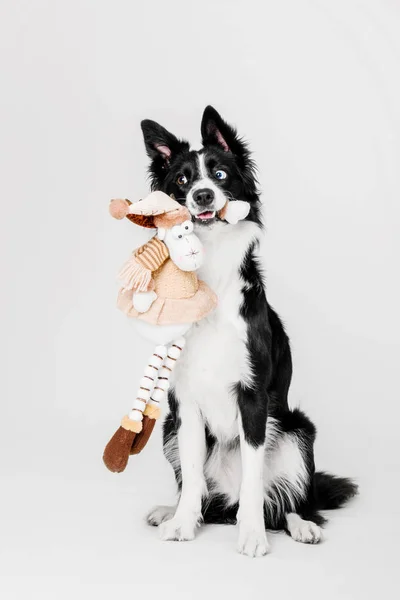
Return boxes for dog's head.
[140,106,261,228]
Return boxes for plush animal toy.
[103,191,249,472]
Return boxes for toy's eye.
[182,220,193,234]
[215,170,227,180]
[176,174,188,185]
[171,225,183,239]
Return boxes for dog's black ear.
[202,106,258,200]
[201,106,244,157]
[141,119,189,164]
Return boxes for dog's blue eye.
[176,174,188,185]
[215,170,227,180]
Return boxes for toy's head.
[110,192,205,271]
[157,218,203,271]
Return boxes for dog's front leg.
[237,385,270,557]
[159,399,206,541]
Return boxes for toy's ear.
[141,119,189,165]
[157,227,166,241]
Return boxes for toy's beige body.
[117,251,217,326]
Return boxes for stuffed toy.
[103,191,249,473]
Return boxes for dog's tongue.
[197,211,215,220]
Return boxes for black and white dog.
[141,106,357,557]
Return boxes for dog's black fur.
[141,106,357,532]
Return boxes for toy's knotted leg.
[130,337,186,455]
[103,345,166,472]
[144,337,186,419]
[127,345,167,430]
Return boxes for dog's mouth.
[194,210,216,224]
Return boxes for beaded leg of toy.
[124,345,167,431]
[144,337,186,419]
[102,345,167,472]
[130,338,186,456]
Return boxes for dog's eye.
[215,170,227,180]
[176,174,188,186]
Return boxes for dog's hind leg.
[146,505,176,526]
[285,512,322,544]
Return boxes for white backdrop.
[1,1,399,598]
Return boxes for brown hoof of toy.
[103,426,136,473]
[130,415,156,455]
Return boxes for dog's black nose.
[193,188,215,207]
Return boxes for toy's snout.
[161,222,205,272]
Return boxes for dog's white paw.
[286,513,321,544]
[159,516,196,541]
[146,505,176,527]
[237,526,270,558]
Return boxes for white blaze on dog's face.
[157,220,205,271]
[185,154,228,223]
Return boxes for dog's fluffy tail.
[314,471,358,510]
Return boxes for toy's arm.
[118,237,169,291]
[134,236,169,271]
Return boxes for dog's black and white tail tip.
[314,471,358,511]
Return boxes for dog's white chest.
[174,302,246,441]
[172,221,259,442]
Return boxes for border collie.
[140,106,357,557]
